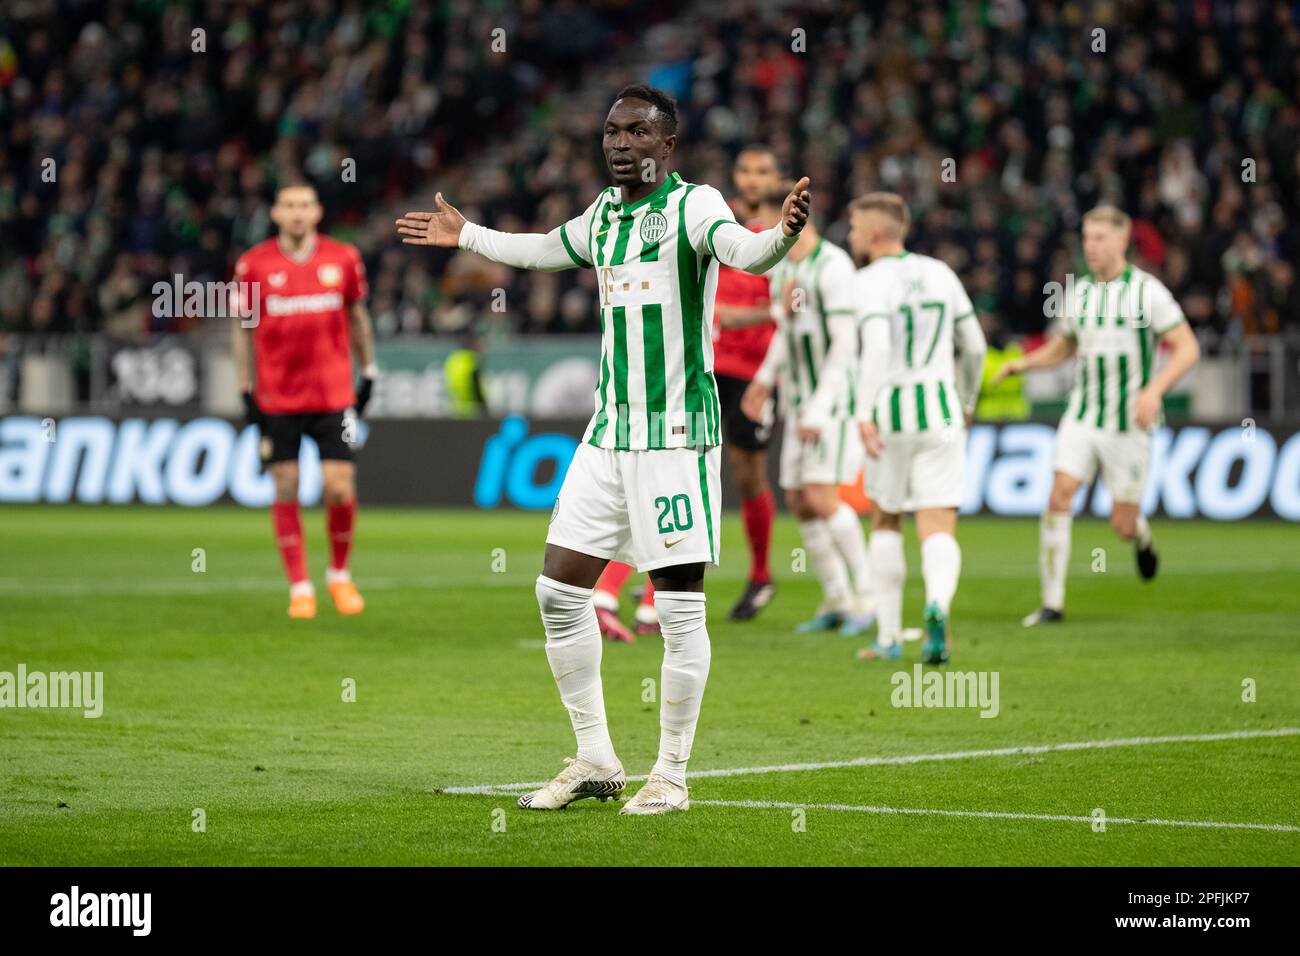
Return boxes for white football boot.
[517,757,625,810]
[619,772,689,815]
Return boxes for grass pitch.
[1,505,1297,866]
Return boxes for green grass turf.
[0,505,1297,866]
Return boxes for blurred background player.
[742,186,873,636]
[994,206,1201,627]
[711,145,783,621]
[592,562,658,642]
[232,181,377,620]
[851,193,987,664]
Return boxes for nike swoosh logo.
[663,537,687,549]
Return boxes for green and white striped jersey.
[766,237,858,418]
[855,251,977,433]
[1054,265,1185,433]
[557,172,739,451]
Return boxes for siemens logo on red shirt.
[264,292,345,316]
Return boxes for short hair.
[850,192,910,239]
[613,84,678,137]
[274,177,319,202]
[737,143,778,165]
[1082,205,1132,231]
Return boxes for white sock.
[800,518,850,606]
[869,529,905,646]
[1040,512,1072,611]
[591,588,619,613]
[535,575,617,768]
[827,503,871,597]
[1134,513,1152,549]
[326,567,351,585]
[290,580,315,598]
[921,532,961,615]
[652,590,711,787]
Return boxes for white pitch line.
[439,727,1300,795]
[692,800,1300,833]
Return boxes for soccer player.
[232,180,377,620]
[711,145,783,621]
[994,205,1201,626]
[741,186,873,635]
[850,193,986,664]
[397,85,810,814]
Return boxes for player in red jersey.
[231,181,377,620]
[712,145,782,621]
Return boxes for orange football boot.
[288,591,317,619]
[328,579,365,615]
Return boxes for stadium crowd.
[0,0,1296,351]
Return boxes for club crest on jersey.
[267,271,287,288]
[317,264,343,287]
[639,210,668,245]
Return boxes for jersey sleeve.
[818,253,857,319]
[231,253,256,318]
[344,245,368,305]
[683,185,739,257]
[558,195,601,269]
[853,266,894,326]
[948,265,976,328]
[1144,278,1186,337]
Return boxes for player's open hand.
[396,192,466,248]
[781,177,811,237]
[740,380,772,424]
[859,420,885,460]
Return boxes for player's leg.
[1025,421,1096,626]
[634,577,659,636]
[807,421,874,635]
[264,415,314,619]
[719,373,776,621]
[856,507,905,661]
[520,446,626,810]
[802,482,873,633]
[620,446,720,815]
[310,412,364,615]
[789,484,852,631]
[857,433,909,660]
[592,561,636,643]
[1100,430,1157,581]
[915,507,960,665]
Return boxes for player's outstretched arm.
[706,177,811,275]
[396,193,581,272]
[992,333,1076,383]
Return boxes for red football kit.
[712,222,774,381]
[233,235,367,414]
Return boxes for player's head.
[733,145,780,210]
[271,180,322,241]
[849,192,910,261]
[1081,205,1131,276]
[605,85,678,188]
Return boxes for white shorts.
[1053,419,1151,504]
[779,418,863,491]
[547,442,721,573]
[866,427,964,514]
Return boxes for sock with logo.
[327,499,356,573]
[870,529,905,645]
[801,518,850,606]
[652,590,710,787]
[272,502,309,585]
[1134,513,1152,549]
[827,503,871,596]
[535,575,617,768]
[741,489,775,584]
[1040,511,1072,611]
[921,532,961,615]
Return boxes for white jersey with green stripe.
[854,251,976,433]
[766,237,858,418]
[556,172,743,451]
[1054,264,1185,433]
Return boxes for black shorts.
[715,373,774,451]
[260,410,355,464]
